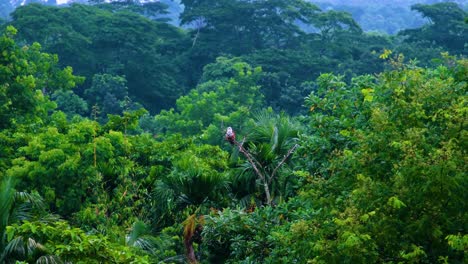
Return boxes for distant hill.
[309,0,467,34]
[310,0,467,6]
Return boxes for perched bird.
[225,127,236,145]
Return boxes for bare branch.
[269,144,299,185]
[235,139,272,206]
[191,18,203,48]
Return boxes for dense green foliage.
[3,1,465,116]
[10,3,188,112]
[0,1,467,263]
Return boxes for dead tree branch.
[235,138,272,206]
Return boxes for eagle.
[225,127,236,145]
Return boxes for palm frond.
[231,110,302,205]
[0,176,15,231]
[27,237,46,256]
[0,176,15,253]
[9,189,50,227]
[126,220,149,246]
[3,236,48,261]
[271,126,279,152]
[38,213,61,224]
[36,255,62,264]
[237,193,261,209]
[10,203,32,222]
[158,255,186,264]
[14,191,46,212]
[152,180,176,212]
[126,221,157,254]
[132,237,157,253]
[4,236,26,257]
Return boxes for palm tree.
[152,153,229,228]
[0,176,15,258]
[126,220,157,254]
[231,110,300,206]
[0,176,59,263]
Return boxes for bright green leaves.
[5,25,17,36]
[400,245,427,263]
[300,73,375,177]
[379,48,393,59]
[361,87,374,102]
[446,234,468,252]
[387,196,407,209]
[0,26,82,130]
[359,211,376,222]
[5,116,154,217]
[105,108,148,134]
[341,231,372,250]
[6,220,150,263]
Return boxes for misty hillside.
[310,0,468,34]
[310,0,467,6]
[1,0,466,34]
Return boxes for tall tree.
[399,2,468,56]
[181,0,321,53]
[230,110,300,206]
[0,176,56,263]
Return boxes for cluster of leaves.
[0,25,82,130]
[5,220,150,263]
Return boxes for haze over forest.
[2,0,468,33]
[0,0,466,263]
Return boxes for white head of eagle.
[225,127,236,145]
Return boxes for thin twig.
[269,144,299,185]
